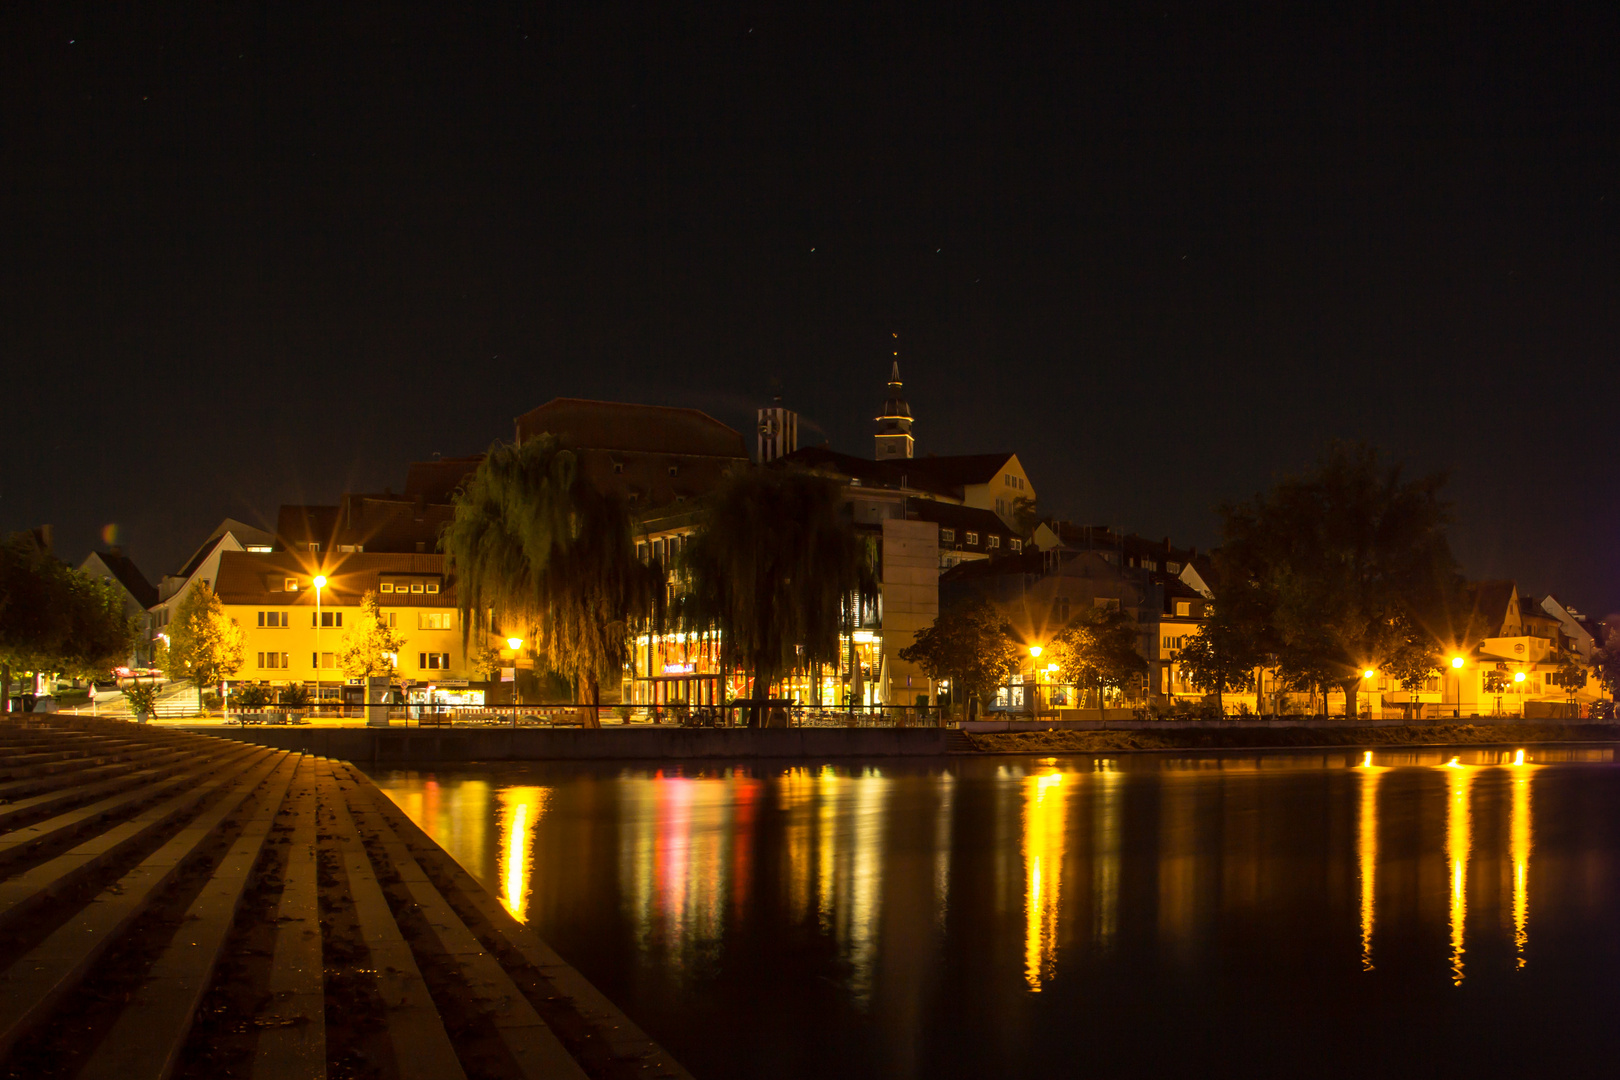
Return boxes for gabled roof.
[173,518,275,581]
[404,455,484,504]
[776,446,1018,499]
[901,498,1016,538]
[515,398,748,459]
[903,452,1018,488]
[1465,580,1519,637]
[214,551,456,607]
[84,550,158,608]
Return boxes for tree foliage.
[442,436,663,725]
[163,582,244,690]
[0,532,135,708]
[1176,612,1261,712]
[1215,443,1463,719]
[899,601,1022,719]
[1055,605,1148,703]
[678,468,876,724]
[339,590,407,678]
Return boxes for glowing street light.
[507,637,524,708]
[1363,669,1376,680]
[1451,656,1465,669]
[314,574,327,711]
[1028,644,1043,658]
[1514,670,1526,684]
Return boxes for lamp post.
[313,575,327,713]
[507,637,523,709]
[1450,655,1465,719]
[1028,644,1043,714]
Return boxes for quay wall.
[189,724,953,763]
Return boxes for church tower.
[874,361,914,460]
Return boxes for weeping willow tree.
[441,436,663,726]
[677,468,877,727]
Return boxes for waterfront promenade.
[0,718,690,1079]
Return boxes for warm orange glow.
[312,574,327,589]
[1445,763,1472,985]
[1363,669,1375,679]
[507,637,523,650]
[1451,656,1465,669]
[1028,644,1044,658]
[1514,671,1526,683]
[1023,770,1067,992]
[1510,761,1532,968]
[1357,761,1382,970]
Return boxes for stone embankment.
[964,722,1620,754]
[0,718,689,1080]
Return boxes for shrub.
[279,683,311,709]
[234,684,270,709]
[123,683,158,716]
[201,690,222,711]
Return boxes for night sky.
[4,4,1616,613]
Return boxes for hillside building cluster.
[82,365,1611,719]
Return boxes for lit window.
[941,528,955,543]
[284,578,298,591]
[1167,561,1182,573]
[1011,539,1023,553]
[307,543,320,553]
[988,535,1001,548]
[966,532,979,545]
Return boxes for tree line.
[0,531,135,710]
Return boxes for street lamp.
[1363,669,1375,679]
[313,575,327,712]
[1451,656,1465,669]
[507,637,523,708]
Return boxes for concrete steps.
[0,717,691,1080]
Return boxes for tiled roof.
[776,446,1017,498]
[404,456,484,503]
[515,398,748,458]
[214,551,457,607]
[87,550,158,608]
[902,498,1017,540]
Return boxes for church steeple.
[875,360,914,460]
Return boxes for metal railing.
[221,701,958,729]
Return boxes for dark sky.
[4,3,1617,613]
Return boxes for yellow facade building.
[214,551,480,698]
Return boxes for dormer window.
[426,582,439,594]
[284,578,298,592]
[380,582,394,593]
[613,462,624,474]
[1167,561,1182,573]
[1010,539,1023,553]
[965,531,979,546]
[941,528,955,543]
[988,535,1001,549]
[667,465,679,477]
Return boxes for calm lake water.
[371,748,1620,1079]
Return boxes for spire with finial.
[874,351,914,460]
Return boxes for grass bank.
[966,723,1620,754]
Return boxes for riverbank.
[0,717,689,1079]
[963,721,1620,754]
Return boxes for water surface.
[372,748,1620,1079]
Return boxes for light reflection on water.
[374,746,1618,1080]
